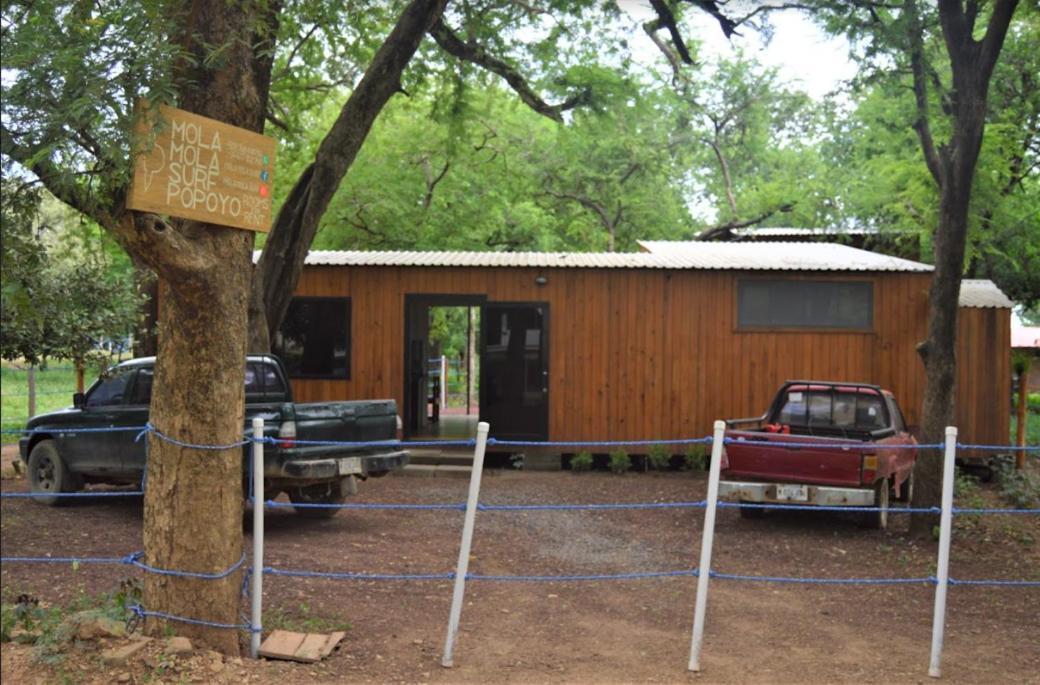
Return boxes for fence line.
[0,420,1037,678]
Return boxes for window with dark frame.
[737,279,874,330]
[273,297,351,379]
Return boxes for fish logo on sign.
[140,145,166,192]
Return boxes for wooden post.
[27,365,37,419]
[1017,357,1031,470]
[75,360,85,394]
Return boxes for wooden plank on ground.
[294,634,329,662]
[258,630,306,660]
[320,631,347,658]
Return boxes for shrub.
[992,455,1040,508]
[570,451,593,473]
[684,444,707,471]
[647,444,671,471]
[609,449,631,474]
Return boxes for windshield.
[777,390,887,432]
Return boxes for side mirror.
[73,392,85,409]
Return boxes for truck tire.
[27,440,76,506]
[288,477,355,519]
[859,479,889,530]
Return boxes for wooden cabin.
[275,243,1011,450]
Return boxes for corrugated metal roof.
[636,241,932,272]
[291,242,933,272]
[958,279,1014,309]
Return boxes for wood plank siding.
[956,306,1011,447]
[289,265,1008,447]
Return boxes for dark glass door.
[480,303,549,441]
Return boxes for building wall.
[290,265,1005,446]
[957,306,1011,447]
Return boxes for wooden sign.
[127,102,277,232]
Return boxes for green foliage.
[815,4,1040,307]
[1011,413,1040,449]
[0,184,140,367]
[1025,392,1040,414]
[570,450,593,472]
[992,456,1040,509]
[646,444,671,471]
[1,0,186,203]
[684,444,707,471]
[608,448,630,475]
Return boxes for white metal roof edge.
[958,279,1014,309]
[286,244,934,273]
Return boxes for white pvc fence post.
[688,420,727,672]
[441,421,490,668]
[440,355,448,409]
[250,417,265,659]
[928,426,957,678]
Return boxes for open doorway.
[404,295,483,439]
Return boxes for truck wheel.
[739,502,765,519]
[288,477,354,519]
[859,479,889,530]
[27,441,76,506]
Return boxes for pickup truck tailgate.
[293,400,397,446]
[724,430,864,487]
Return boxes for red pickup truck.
[718,381,916,529]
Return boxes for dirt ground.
[2,463,1038,684]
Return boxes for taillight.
[862,453,878,484]
[278,419,297,448]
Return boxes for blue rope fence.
[2,424,1038,639]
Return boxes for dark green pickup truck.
[18,355,408,517]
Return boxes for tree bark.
[248,0,447,353]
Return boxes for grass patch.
[1,365,80,444]
[264,602,351,633]
[1010,412,1040,448]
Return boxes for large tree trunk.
[907,0,1018,537]
[131,0,279,653]
[248,0,447,353]
[143,239,251,654]
[912,180,972,535]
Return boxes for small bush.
[570,451,593,473]
[647,444,671,471]
[993,455,1040,508]
[1027,392,1040,414]
[609,449,631,474]
[684,444,707,471]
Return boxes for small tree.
[1,184,139,375]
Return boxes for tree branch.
[906,0,944,186]
[272,24,320,83]
[419,153,450,210]
[697,203,795,241]
[648,0,694,64]
[429,18,589,123]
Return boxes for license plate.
[776,484,808,501]
[337,457,362,475]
